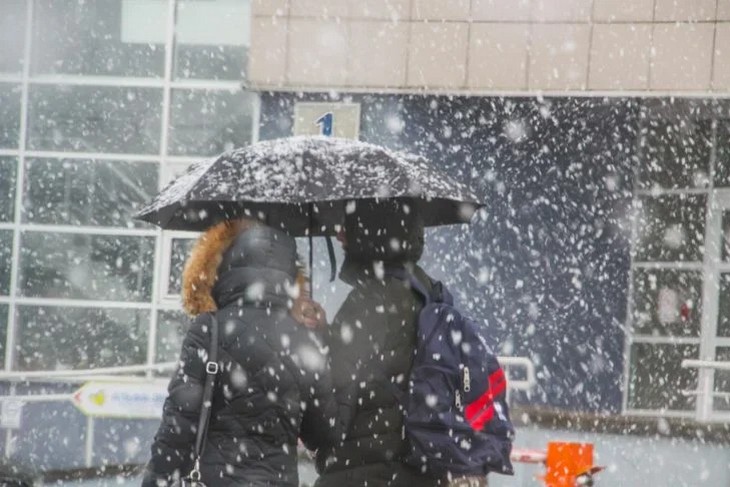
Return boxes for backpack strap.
[384,266,431,304]
[384,267,432,408]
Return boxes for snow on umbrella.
[135,136,484,235]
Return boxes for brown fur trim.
[181,218,258,316]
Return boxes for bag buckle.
[182,458,207,487]
[205,361,219,375]
[190,459,202,481]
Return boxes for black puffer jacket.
[143,226,345,487]
[315,200,440,487]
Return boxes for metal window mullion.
[160,0,176,164]
[707,411,730,423]
[158,235,173,300]
[27,74,164,88]
[147,0,179,378]
[147,231,164,378]
[160,230,198,239]
[632,261,704,271]
[0,75,23,83]
[623,408,696,419]
[634,187,711,196]
[5,0,34,460]
[18,223,157,237]
[630,335,702,345]
[6,0,34,373]
[251,90,261,143]
[168,79,242,90]
[157,299,184,312]
[698,187,726,421]
[23,150,160,162]
[163,155,207,164]
[712,337,730,347]
[621,195,640,414]
[0,296,153,309]
[23,74,242,91]
[696,122,723,422]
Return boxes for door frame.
[697,188,730,421]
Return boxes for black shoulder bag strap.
[184,313,219,487]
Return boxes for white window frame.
[623,190,709,418]
[694,189,730,422]
[623,116,730,422]
[158,230,198,303]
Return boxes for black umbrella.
[135,136,483,236]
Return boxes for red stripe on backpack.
[465,369,507,430]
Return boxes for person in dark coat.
[143,219,346,487]
[314,199,441,487]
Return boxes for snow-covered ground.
[491,427,730,487]
[41,427,729,486]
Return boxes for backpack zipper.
[463,366,471,393]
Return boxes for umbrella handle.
[325,236,336,282]
[308,203,315,297]
[308,233,314,296]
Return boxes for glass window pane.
[168,238,195,295]
[27,85,162,154]
[168,89,255,156]
[174,0,250,81]
[156,310,188,364]
[0,0,26,73]
[0,157,17,221]
[634,194,706,262]
[0,83,21,149]
[632,268,702,337]
[19,232,155,301]
[713,347,730,412]
[31,0,165,77]
[628,343,699,411]
[23,158,158,227]
[15,305,148,371]
[0,230,12,295]
[716,273,730,337]
[716,120,730,187]
[639,118,712,189]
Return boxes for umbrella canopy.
[135,136,483,235]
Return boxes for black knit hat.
[343,198,424,263]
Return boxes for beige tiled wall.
[248,0,730,94]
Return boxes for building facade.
[247,0,730,422]
[0,0,729,480]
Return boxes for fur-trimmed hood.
[182,219,304,316]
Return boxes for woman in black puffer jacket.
[143,219,348,486]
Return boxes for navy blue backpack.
[390,270,514,479]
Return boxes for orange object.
[541,442,603,487]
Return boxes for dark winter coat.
[143,224,346,487]
[315,199,441,487]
